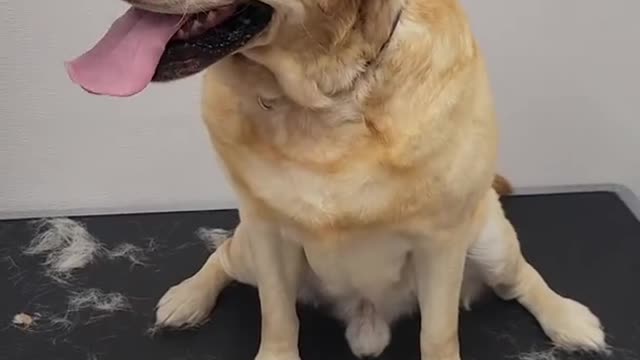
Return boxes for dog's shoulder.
[202,0,498,231]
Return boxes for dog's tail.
[492,174,513,196]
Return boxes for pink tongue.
[66,7,182,97]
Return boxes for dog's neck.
[243,1,405,110]
[365,10,403,70]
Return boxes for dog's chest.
[236,155,402,222]
[298,230,414,301]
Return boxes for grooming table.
[2,191,639,360]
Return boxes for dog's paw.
[539,297,607,351]
[155,277,218,328]
[345,312,391,358]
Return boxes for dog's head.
[126,0,403,77]
[66,0,405,100]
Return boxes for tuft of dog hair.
[493,174,514,196]
[24,218,104,280]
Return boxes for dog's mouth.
[66,1,273,97]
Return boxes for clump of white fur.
[11,311,74,333]
[12,313,35,328]
[68,289,131,312]
[17,219,138,333]
[24,218,154,280]
[10,289,131,333]
[514,349,560,360]
[107,243,147,266]
[196,227,232,251]
[48,315,74,331]
[24,218,103,279]
[512,348,609,360]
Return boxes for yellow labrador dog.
[68,1,607,359]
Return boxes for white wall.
[1,0,638,218]
[1,0,236,218]
[461,0,639,197]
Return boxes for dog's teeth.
[206,11,217,24]
[175,29,187,39]
[191,20,204,33]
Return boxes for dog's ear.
[358,0,406,46]
[309,0,405,50]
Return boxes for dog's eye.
[257,96,273,110]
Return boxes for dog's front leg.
[246,213,304,360]
[413,232,469,360]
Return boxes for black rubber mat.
[1,192,639,360]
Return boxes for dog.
[67,1,607,359]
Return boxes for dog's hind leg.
[155,222,255,328]
[467,190,607,352]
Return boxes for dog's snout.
[122,0,235,15]
[121,0,191,14]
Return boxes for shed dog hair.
[114,1,607,359]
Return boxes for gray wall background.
[462,0,639,195]
[1,0,638,218]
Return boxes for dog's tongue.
[66,7,181,97]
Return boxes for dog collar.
[365,8,403,70]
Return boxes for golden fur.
[130,0,609,359]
